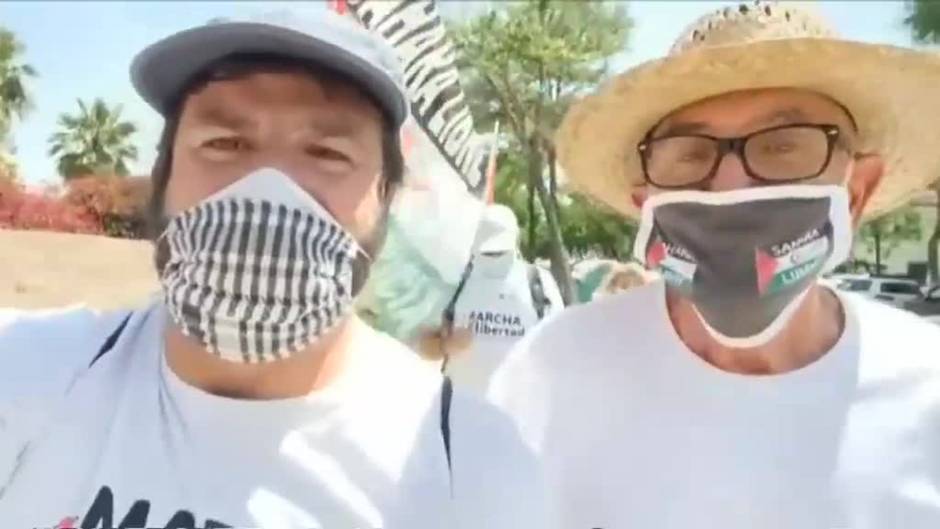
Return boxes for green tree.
[48,98,138,180]
[0,27,36,146]
[0,150,17,184]
[451,0,633,303]
[905,0,940,284]
[928,182,940,283]
[492,147,637,263]
[858,207,923,274]
[905,0,940,42]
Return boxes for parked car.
[836,276,924,308]
[822,273,868,290]
[905,285,940,324]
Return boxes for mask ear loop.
[349,243,374,299]
[152,217,176,279]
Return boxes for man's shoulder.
[359,323,441,376]
[0,305,135,394]
[448,387,547,527]
[845,293,940,375]
[357,321,532,467]
[0,304,131,355]
[848,293,940,346]
[512,280,665,359]
[486,282,666,441]
[0,304,139,450]
[449,387,527,452]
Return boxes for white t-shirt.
[445,254,563,393]
[0,300,546,529]
[489,280,940,529]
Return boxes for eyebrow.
[652,107,812,139]
[751,107,810,128]
[313,117,360,139]
[189,105,255,131]
[189,104,366,143]
[652,120,708,138]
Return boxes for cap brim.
[131,22,407,126]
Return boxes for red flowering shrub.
[64,175,152,239]
[0,182,102,234]
[0,175,152,238]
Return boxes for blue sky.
[0,1,930,186]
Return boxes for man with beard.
[0,12,543,529]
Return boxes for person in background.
[418,204,563,394]
[489,2,940,528]
[0,12,545,529]
[592,261,659,300]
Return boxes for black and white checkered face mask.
[159,168,365,363]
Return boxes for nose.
[246,146,319,188]
[707,151,758,192]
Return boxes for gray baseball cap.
[130,10,409,126]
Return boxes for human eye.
[202,137,250,152]
[760,138,799,155]
[306,144,350,162]
[752,126,819,157]
[676,146,714,163]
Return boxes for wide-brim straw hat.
[556,0,940,219]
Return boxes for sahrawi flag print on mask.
[634,185,853,348]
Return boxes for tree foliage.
[858,207,923,274]
[0,150,17,184]
[451,0,633,303]
[492,145,637,262]
[904,0,940,283]
[0,27,36,145]
[48,98,139,180]
[905,0,940,43]
[64,175,151,238]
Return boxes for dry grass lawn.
[0,229,158,310]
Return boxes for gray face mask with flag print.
[159,167,367,364]
[633,185,853,348]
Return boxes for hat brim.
[131,22,408,126]
[556,38,940,219]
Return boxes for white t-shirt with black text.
[490,280,940,529]
[0,300,546,529]
[446,254,563,394]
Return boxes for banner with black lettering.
[328,0,496,343]
[343,0,488,195]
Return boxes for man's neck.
[164,316,360,400]
[666,284,845,375]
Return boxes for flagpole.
[484,121,500,205]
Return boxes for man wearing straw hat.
[489,1,940,527]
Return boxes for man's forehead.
[190,69,362,105]
[653,88,856,136]
[179,72,376,131]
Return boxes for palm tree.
[906,0,940,42]
[0,27,37,147]
[48,98,138,180]
[904,0,940,284]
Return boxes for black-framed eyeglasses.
[637,123,844,189]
